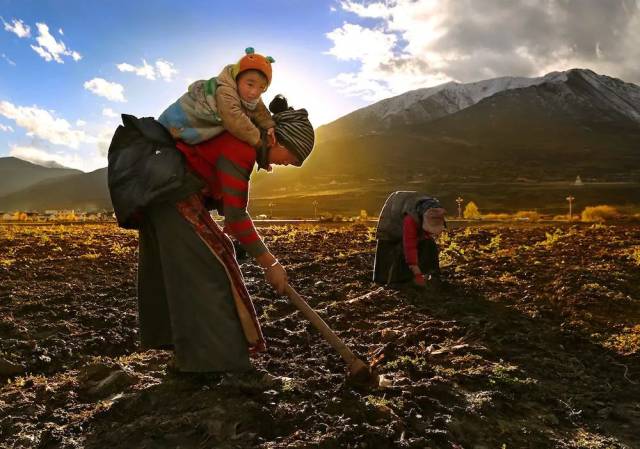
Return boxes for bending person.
[135,101,314,374]
[374,191,446,287]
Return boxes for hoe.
[284,284,381,387]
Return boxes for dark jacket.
[376,191,432,242]
[107,114,204,229]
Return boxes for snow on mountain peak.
[318,68,640,141]
[339,70,579,129]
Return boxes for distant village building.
[55,209,79,221]
[574,175,583,186]
[44,210,59,220]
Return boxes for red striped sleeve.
[228,155,254,171]
[214,135,267,257]
[224,219,262,245]
[224,194,247,209]
[237,232,261,245]
[218,134,255,168]
[225,218,255,233]
[219,171,248,191]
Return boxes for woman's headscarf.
[416,197,441,217]
[268,94,315,167]
[416,197,446,236]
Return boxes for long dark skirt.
[137,200,251,372]
[373,239,440,284]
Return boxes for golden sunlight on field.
[0,222,639,448]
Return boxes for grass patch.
[385,355,430,372]
[488,361,537,389]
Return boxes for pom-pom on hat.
[231,47,275,87]
[269,94,290,114]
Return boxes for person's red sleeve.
[403,215,419,266]
[217,137,268,257]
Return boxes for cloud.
[2,17,31,38]
[325,20,446,100]
[84,78,126,102]
[58,28,64,35]
[10,142,110,172]
[117,58,178,82]
[30,22,81,63]
[326,23,397,62]
[9,144,78,168]
[2,104,114,171]
[327,0,640,101]
[31,45,53,61]
[95,127,115,157]
[1,53,16,66]
[0,123,14,132]
[0,100,90,148]
[340,1,392,18]
[117,60,155,80]
[102,108,118,118]
[155,59,178,81]
[328,72,392,100]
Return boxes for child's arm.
[253,100,276,145]
[252,100,276,130]
[215,85,262,147]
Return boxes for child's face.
[237,71,267,103]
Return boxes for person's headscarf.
[268,94,315,167]
[272,108,315,166]
[416,197,441,217]
[416,197,446,236]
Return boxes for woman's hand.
[256,252,288,294]
[409,265,425,287]
[264,261,288,294]
[267,127,276,146]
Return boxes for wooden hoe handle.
[284,284,363,371]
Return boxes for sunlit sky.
[1,0,639,172]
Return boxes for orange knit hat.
[231,47,275,87]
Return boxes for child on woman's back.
[158,47,276,147]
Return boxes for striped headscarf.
[415,197,442,216]
[273,108,315,166]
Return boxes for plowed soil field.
[1,222,639,449]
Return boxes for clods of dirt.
[0,222,639,448]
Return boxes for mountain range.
[0,157,82,199]
[0,164,107,212]
[1,68,639,215]
[316,69,640,142]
